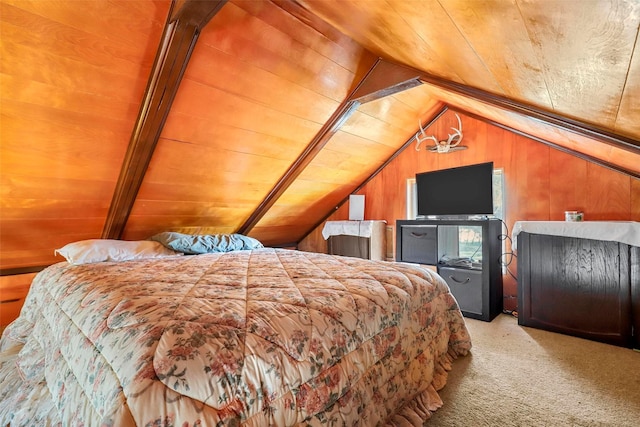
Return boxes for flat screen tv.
[416,162,494,218]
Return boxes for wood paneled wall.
[0,0,171,269]
[0,272,36,328]
[300,110,640,312]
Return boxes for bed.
[0,246,471,426]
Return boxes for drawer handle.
[410,232,430,238]
[448,276,471,284]
[0,298,21,304]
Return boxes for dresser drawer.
[439,267,483,316]
[400,225,437,264]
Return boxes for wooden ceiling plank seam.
[295,104,449,245]
[271,0,359,52]
[418,72,640,154]
[236,56,429,235]
[101,0,227,240]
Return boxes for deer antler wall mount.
[415,113,467,153]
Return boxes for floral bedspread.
[0,248,471,426]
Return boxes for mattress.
[0,248,471,426]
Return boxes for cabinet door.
[328,235,370,259]
[518,233,632,347]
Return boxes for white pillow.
[55,239,182,265]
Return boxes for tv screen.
[416,162,494,217]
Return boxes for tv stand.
[396,218,503,321]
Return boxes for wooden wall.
[0,0,172,270]
[0,272,36,329]
[299,109,640,312]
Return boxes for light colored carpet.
[428,314,640,426]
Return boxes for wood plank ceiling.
[1,0,639,272]
[297,0,640,165]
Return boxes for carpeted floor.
[427,314,640,427]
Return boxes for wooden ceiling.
[300,0,640,136]
[298,0,640,168]
[1,0,639,272]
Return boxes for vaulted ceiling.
[298,0,640,170]
[1,0,639,272]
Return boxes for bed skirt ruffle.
[385,348,463,426]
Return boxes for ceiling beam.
[236,58,425,235]
[349,59,423,103]
[347,59,639,153]
[102,0,227,239]
[456,108,640,180]
[417,72,640,154]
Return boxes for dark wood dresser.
[515,221,640,348]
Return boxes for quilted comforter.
[0,248,471,426]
